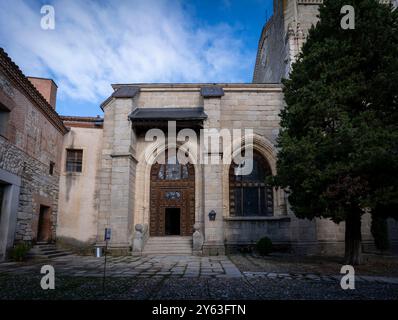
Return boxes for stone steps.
[143,236,192,255]
[28,243,73,259]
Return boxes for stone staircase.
[28,242,73,259]
[142,236,193,255]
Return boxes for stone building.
[253,0,395,83]
[57,115,103,250]
[253,0,318,83]
[252,0,398,253]
[55,0,397,256]
[97,83,292,255]
[1,0,396,258]
[0,48,67,260]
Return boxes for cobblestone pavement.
[0,254,397,299]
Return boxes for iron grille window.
[66,149,83,172]
[229,151,273,216]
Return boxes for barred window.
[229,151,273,216]
[66,149,83,173]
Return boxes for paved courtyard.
[0,254,397,299]
[0,255,242,278]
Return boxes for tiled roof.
[0,47,68,134]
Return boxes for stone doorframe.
[134,141,203,238]
[0,168,21,261]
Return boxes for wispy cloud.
[0,0,254,105]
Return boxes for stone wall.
[0,137,60,242]
[100,84,290,255]
[253,0,321,83]
[0,110,63,243]
[224,217,291,253]
[96,82,396,256]
[253,0,394,82]
[252,1,286,83]
[57,126,103,250]
[0,52,66,260]
[97,97,137,254]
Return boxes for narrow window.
[65,149,83,173]
[49,161,55,175]
[0,104,10,138]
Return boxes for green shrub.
[9,242,31,262]
[256,237,272,256]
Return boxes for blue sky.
[0,0,273,117]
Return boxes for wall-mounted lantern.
[208,210,216,221]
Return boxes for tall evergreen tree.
[274,0,398,265]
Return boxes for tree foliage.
[274,0,398,264]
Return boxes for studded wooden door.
[150,154,195,236]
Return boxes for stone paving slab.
[0,254,242,278]
[1,254,398,300]
[1,255,398,286]
[241,271,398,285]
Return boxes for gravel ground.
[230,253,398,276]
[0,273,397,300]
[1,253,397,300]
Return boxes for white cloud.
[0,0,254,103]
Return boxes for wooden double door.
[149,160,195,236]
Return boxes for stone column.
[98,98,137,254]
[201,95,225,255]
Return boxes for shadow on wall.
[56,236,96,255]
[64,131,76,203]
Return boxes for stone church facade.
[56,0,398,256]
[1,0,397,259]
[95,83,290,255]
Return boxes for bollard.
[95,247,102,258]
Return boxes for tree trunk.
[344,210,362,265]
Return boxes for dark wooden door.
[150,155,195,236]
[37,205,51,242]
[165,208,181,235]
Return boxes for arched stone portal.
[149,149,195,236]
